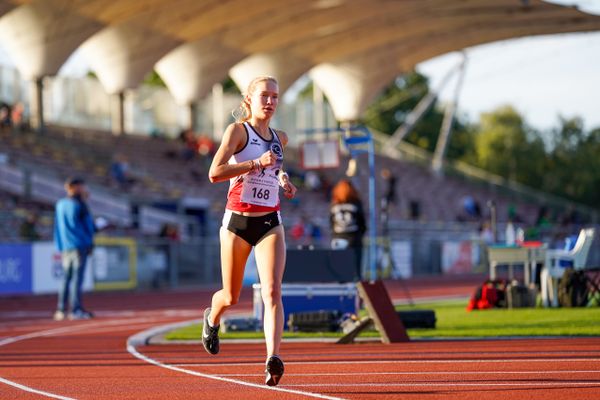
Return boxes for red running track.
[2,277,599,399]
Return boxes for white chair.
[540,228,595,307]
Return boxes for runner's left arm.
[275,130,297,199]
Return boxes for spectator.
[179,129,198,162]
[380,168,397,211]
[507,203,523,224]
[197,133,216,169]
[478,221,494,244]
[19,212,41,241]
[290,216,307,244]
[380,168,397,231]
[307,219,323,246]
[304,170,321,192]
[319,173,333,201]
[11,102,26,132]
[53,177,96,321]
[159,223,180,241]
[109,154,137,189]
[535,205,551,228]
[462,195,482,221]
[197,133,215,157]
[155,223,179,289]
[330,179,367,280]
[0,102,11,131]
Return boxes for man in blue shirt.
[53,177,96,321]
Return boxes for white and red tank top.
[226,122,284,213]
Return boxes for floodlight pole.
[366,128,377,281]
[432,53,467,174]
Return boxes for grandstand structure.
[0,1,599,133]
[1,1,600,280]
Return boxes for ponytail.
[232,98,251,123]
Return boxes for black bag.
[288,310,342,332]
[558,269,588,307]
[506,282,536,308]
[397,310,436,329]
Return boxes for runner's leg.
[209,227,252,325]
[255,225,286,356]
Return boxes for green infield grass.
[164,299,600,341]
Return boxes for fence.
[2,220,599,295]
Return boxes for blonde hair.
[232,75,279,123]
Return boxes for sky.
[416,30,600,132]
[416,0,600,132]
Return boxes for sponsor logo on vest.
[271,142,283,159]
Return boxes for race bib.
[241,170,279,207]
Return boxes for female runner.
[203,76,297,386]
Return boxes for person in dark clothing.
[19,212,41,241]
[380,168,397,233]
[380,168,397,210]
[53,177,96,321]
[330,179,367,280]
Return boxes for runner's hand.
[258,150,276,168]
[282,179,297,199]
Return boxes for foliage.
[358,69,598,210]
[468,105,547,187]
[298,80,315,99]
[143,70,167,87]
[363,71,474,159]
[222,76,241,94]
[458,107,600,209]
[544,117,600,206]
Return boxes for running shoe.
[202,308,220,355]
[53,310,65,321]
[68,309,94,320]
[265,355,284,386]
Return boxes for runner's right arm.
[209,123,271,183]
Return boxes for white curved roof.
[0,0,598,120]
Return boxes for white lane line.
[54,322,174,337]
[127,343,345,400]
[172,358,600,367]
[0,317,162,347]
[0,377,75,400]
[218,370,600,377]
[284,382,600,388]
[0,314,177,400]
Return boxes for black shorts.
[223,210,282,246]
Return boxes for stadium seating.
[1,124,548,242]
[0,189,53,241]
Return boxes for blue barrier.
[0,244,33,294]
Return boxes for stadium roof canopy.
[0,0,599,122]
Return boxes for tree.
[363,71,473,157]
[143,70,166,87]
[363,72,430,139]
[222,76,241,94]
[546,117,600,207]
[469,105,546,187]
